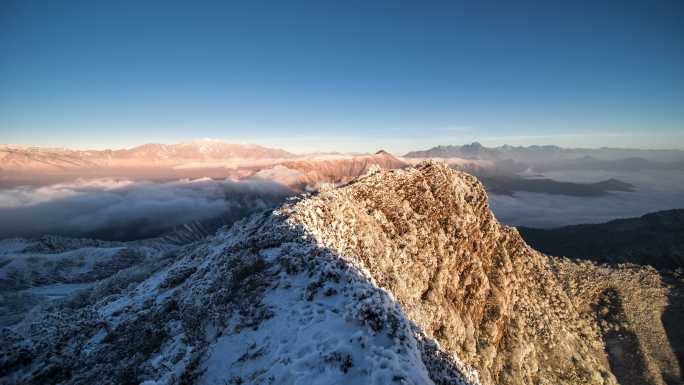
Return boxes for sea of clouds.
[0,178,292,240]
[0,168,683,240]
[489,169,684,228]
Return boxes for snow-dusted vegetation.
[0,162,680,385]
[0,183,478,385]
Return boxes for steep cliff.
[285,162,618,385]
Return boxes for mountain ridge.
[404,143,684,163]
[0,162,680,385]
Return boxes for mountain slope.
[1,162,679,385]
[518,209,684,270]
[0,164,479,385]
[0,236,174,327]
[286,162,620,385]
[549,258,682,385]
[258,150,407,190]
[0,220,477,385]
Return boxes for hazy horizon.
[3,137,684,155]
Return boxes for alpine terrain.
[0,162,681,385]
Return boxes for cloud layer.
[0,178,292,240]
[1,169,683,239]
[489,170,684,228]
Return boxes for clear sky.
[1,0,682,153]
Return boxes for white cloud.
[0,178,292,240]
[489,169,684,227]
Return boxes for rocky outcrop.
[275,151,407,190]
[549,259,682,385]
[0,163,473,385]
[286,162,616,385]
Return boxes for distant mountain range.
[481,175,634,197]
[405,142,684,172]
[0,140,410,191]
[4,140,683,178]
[519,209,684,270]
[0,139,295,172]
[2,140,658,199]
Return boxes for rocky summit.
[0,162,680,385]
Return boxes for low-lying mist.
[0,178,293,241]
[1,166,683,240]
[489,169,684,228]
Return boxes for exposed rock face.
[550,259,682,385]
[0,163,474,385]
[275,151,407,190]
[286,162,616,385]
[0,161,678,385]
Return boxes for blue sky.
[1,0,682,153]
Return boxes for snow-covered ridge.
[0,167,480,384]
[3,161,676,385]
